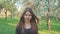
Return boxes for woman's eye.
[29,15,32,16]
[25,14,27,16]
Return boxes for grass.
[0,17,60,34]
[0,18,18,34]
[38,17,60,34]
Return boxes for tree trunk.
[0,8,1,13]
[5,10,7,19]
[47,8,50,31]
[10,12,13,19]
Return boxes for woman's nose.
[26,16,29,18]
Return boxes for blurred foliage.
[0,0,60,19]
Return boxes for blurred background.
[0,0,60,34]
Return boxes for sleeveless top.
[16,26,33,34]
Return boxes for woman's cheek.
[29,16,32,20]
[24,16,26,19]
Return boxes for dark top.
[16,26,33,34]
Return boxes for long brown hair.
[16,7,39,34]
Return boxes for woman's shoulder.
[16,26,22,31]
[16,26,22,34]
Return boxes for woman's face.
[24,11,32,22]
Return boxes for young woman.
[16,7,39,34]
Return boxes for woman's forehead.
[25,11,32,15]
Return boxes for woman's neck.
[25,21,30,24]
[24,21,31,29]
